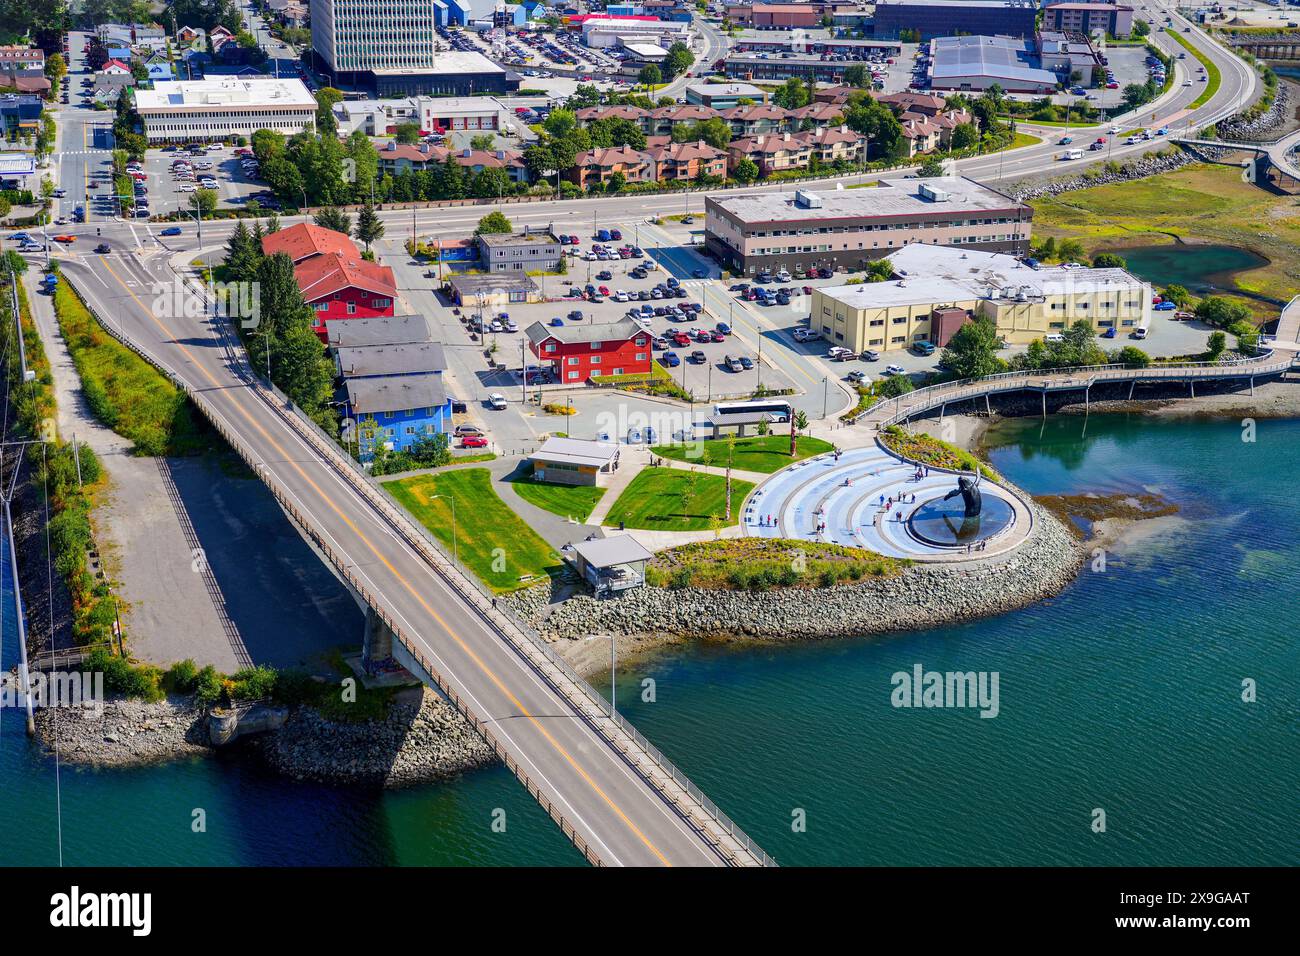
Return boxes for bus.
[714,399,792,422]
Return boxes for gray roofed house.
[326,314,434,349]
[525,317,643,347]
[569,534,654,594]
[447,272,541,306]
[344,372,448,416]
[335,341,447,378]
[529,437,622,486]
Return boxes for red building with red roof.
[295,254,398,338]
[525,317,651,383]
[260,222,360,265]
[261,224,398,339]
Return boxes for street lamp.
[428,493,459,568]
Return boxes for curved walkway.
[743,444,1032,562]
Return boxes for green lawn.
[383,468,562,592]
[509,470,606,522]
[651,435,834,474]
[604,468,755,531]
[1169,30,1221,109]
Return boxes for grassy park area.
[652,435,834,473]
[383,468,562,592]
[604,468,755,532]
[1028,164,1299,314]
[509,469,606,522]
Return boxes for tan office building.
[811,244,1152,353]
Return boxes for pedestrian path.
[743,443,1031,561]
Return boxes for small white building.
[569,535,654,595]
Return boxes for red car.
[461,435,489,449]
[672,332,691,347]
[598,285,610,296]
[710,330,726,342]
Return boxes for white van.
[1133,325,1150,340]
[1061,149,1084,161]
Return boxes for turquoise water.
[1105,244,1270,297]
[2,415,1296,866]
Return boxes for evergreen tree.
[354,202,384,252]
[224,220,259,283]
[313,206,352,235]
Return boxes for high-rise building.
[309,0,518,95]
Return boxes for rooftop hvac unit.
[918,183,949,202]
[794,189,823,209]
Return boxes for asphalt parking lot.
[141,144,269,219]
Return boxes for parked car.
[883,364,906,376]
[461,435,489,448]
[689,350,707,364]
[661,351,681,367]
[847,370,869,384]
[487,393,508,410]
[861,349,880,362]
[454,424,485,437]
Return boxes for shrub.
[165,659,199,693]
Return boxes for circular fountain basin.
[908,495,1015,548]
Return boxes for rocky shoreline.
[503,493,1087,677]
[33,686,496,787]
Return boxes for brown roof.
[575,145,651,168]
[645,140,725,163]
[261,223,360,264]
[789,102,845,121]
[718,104,788,122]
[649,104,719,122]
[0,75,51,93]
[575,105,648,122]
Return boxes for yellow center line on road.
[98,258,675,868]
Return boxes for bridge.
[852,351,1298,430]
[61,257,772,869]
[1171,130,1300,192]
[1224,32,1300,61]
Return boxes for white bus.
[714,399,792,422]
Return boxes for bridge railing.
[855,352,1291,429]
[78,279,773,867]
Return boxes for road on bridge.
[59,248,767,868]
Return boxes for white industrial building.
[134,78,318,143]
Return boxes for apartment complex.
[1043,2,1136,38]
[704,178,1032,277]
[809,244,1151,354]
[133,78,317,143]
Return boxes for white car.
[1045,333,1065,343]
[614,290,629,302]
[1109,125,1121,134]
[826,346,854,361]
[883,364,906,376]
[487,393,507,410]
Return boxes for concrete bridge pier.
[1129,380,1137,400]
[362,606,398,675]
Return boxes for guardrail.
[72,271,774,868]
[853,353,1293,430]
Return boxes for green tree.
[314,87,344,135]
[224,219,260,283]
[353,202,384,252]
[790,410,809,457]
[192,188,217,216]
[940,317,1002,379]
[44,52,66,84]
[1056,238,1086,263]
[671,117,732,150]
[475,211,513,235]
[470,133,496,151]
[1162,284,1192,308]
[638,64,662,88]
[917,156,945,177]
[843,64,868,89]
[843,97,901,154]
[662,41,694,80]
[950,122,979,150]
[773,77,810,109]
[394,122,422,145]
[1092,252,1127,269]
[1205,330,1227,360]
[1114,345,1151,368]
[1194,295,1251,329]
[313,206,352,235]
[733,158,759,184]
